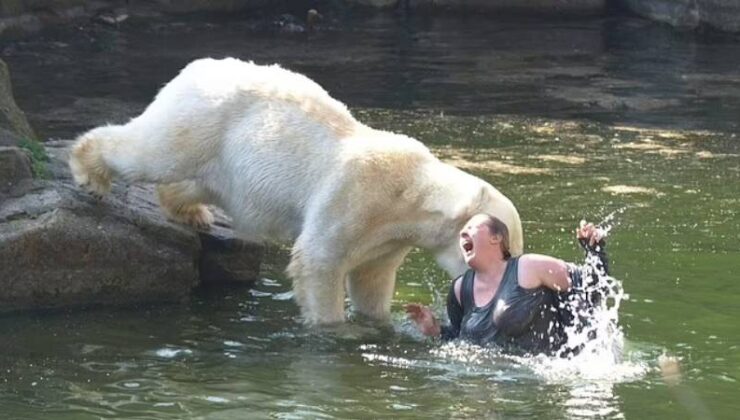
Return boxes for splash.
[432,213,649,383]
[520,214,647,383]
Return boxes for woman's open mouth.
[462,241,474,254]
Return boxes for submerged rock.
[622,0,740,32]
[0,140,262,314]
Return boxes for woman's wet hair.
[481,214,511,260]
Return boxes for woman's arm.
[577,228,609,275]
[406,277,463,338]
[518,254,572,292]
[519,221,608,293]
[440,278,463,340]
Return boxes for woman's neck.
[474,257,508,285]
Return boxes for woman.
[406,213,609,355]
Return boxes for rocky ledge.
[622,0,740,32]
[0,141,262,314]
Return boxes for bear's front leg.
[157,181,214,230]
[347,247,411,321]
[287,243,348,325]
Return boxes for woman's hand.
[405,303,441,337]
[577,220,607,246]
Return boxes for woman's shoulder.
[518,253,562,265]
[517,254,566,277]
[517,254,570,290]
[451,271,468,293]
[450,270,473,306]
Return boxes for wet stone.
[0,146,32,196]
[198,214,263,286]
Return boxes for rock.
[0,146,32,196]
[622,0,740,32]
[0,141,262,314]
[367,0,607,15]
[350,0,398,9]
[0,0,87,36]
[0,188,199,313]
[0,0,86,17]
[0,126,22,147]
[144,0,273,14]
[0,58,36,143]
[199,219,263,286]
[0,13,43,37]
[621,0,700,29]
[93,10,129,26]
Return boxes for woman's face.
[459,214,498,267]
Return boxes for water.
[2,12,739,419]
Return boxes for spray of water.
[431,211,649,383]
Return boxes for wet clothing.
[440,256,568,354]
[440,240,609,355]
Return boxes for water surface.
[1,13,739,419]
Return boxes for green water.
[2,12,740,419]
[1,111,737,418]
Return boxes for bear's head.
[429,178,523,278]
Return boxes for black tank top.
[449,257,567,354]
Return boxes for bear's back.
[166,58,359,138]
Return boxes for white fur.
[69,58,524,325]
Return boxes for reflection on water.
[563,383,623,419]
[1,12,739,420]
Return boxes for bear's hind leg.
[347,247,411,321]
[69,124,208,198]
[157,181,214,230]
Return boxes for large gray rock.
[622,0,740,32]
[0,146,32,196]
[0,141,262,314]
[366,0,606,14]
[0,58,36,144]
[0,127,22,147]
[0,189,200,312]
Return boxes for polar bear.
[69,58,523,325]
